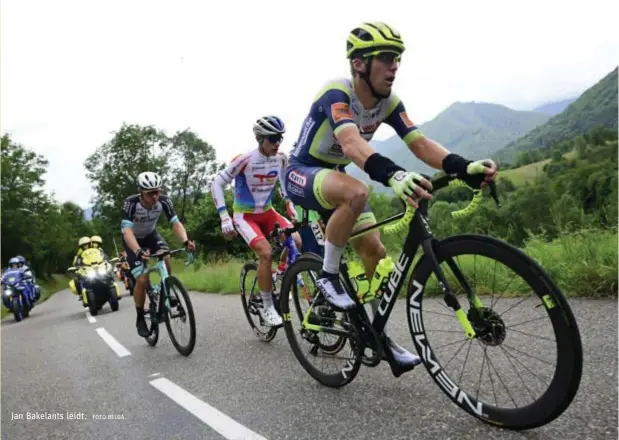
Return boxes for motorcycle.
[67,248,121,316]
[1,269,35,322]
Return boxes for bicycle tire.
[145,288,159,347]
[164,276,197,356]
[407,234,583,430]
[280,253,362,388]
[240,262,278,342]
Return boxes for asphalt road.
[1,285,617,440]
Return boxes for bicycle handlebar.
[140,247,195,270]
[382,175,501,235]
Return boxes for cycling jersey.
[211,149,290,214]
[289,77,424,168]
[120,194,179,239]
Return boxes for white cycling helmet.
[137,171,163,191]
[252,116,286,137]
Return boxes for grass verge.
[169,228,617,299]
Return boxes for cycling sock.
[261,291,273,308]
[322,240,344,275]
[136,307,144,320]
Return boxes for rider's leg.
[125,239,150,337]
[76,278,85,303]
[284,166,365,309]
[133,271,150,336]
[291,231,302,252]
[254,239,283,326]
[316,170,368,309]
[351,230,422,368]
[234,212,283,326]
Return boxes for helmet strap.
[359,57,389,101]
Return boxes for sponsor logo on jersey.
[331,103,354,123]
[288,170,307,187]
[253,170,278,184]
[400,112,415,129]
[360,121,381,133]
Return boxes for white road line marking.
[85,309,96,323]
[150,377,268,440]
[149,372,161,378]
[95,327,131,358]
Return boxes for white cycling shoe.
[259,305,283,327]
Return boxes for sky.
[2,0,618,208]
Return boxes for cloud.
[2,0,618,207]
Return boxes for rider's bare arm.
[335,125,378,169]
[407,136,451,170]
[122,228,141,254]
[172,221,189,243]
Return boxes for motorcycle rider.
[72,236,92,302]
[3,257,36,306]
[15,256,40,302]
[89,235,110,259]
[89,235,121,300]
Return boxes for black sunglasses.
[372,52,401,65]
[266,134,283,144]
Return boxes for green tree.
[1,134,50,268]
[574,135,587,157]
[84,123,171,230]
[167,129,222,222]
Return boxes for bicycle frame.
[299,174,500,376]
[142,249,189,316]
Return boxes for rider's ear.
[351,58,367,75]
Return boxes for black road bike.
[279,174,583,430]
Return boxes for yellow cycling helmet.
[90,235,103,248]
[78,236,91,248]
[346,22,405,59]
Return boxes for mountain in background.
[348,101,550,193]
[532,97,578,115]
[493,67,618,164]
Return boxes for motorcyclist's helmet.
[90,235,103,249]
[78,236,91,250]
[15,255,26,267]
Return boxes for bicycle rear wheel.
[240,262,278,342]
[164,276,196,356]
[407,234,583,430]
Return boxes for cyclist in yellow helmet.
[283,22,498,371]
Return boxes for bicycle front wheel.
[164,276,197,356]
[407,234,583,430]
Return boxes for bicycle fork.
[421,239,482,339]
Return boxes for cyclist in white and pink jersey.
[211,116,302,327]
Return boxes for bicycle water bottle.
[347,261,371,303]
[370,256,395,300]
